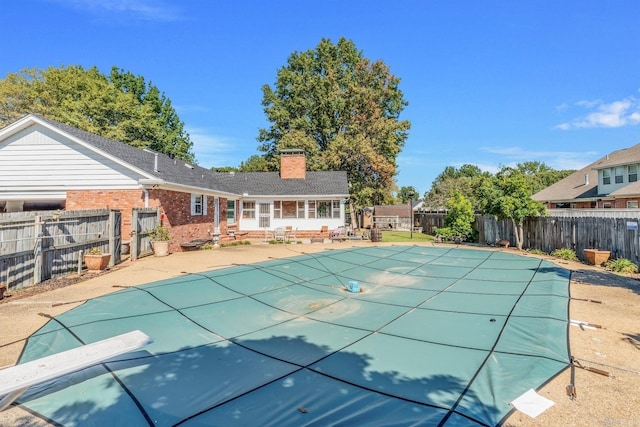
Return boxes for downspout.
[143,189,149,208]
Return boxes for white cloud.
[481,146,597,171]
[555,96,640,130]
[187,126,241,168]
[47,0,185,22]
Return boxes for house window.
[227,200,236,224]
[282,201,297,218]
[273,201,282,218]
[316,200,340,219]
[242,201,255,219]
[602,202,612,209]
[629,165,638,183]
[602,169,611,185]
[191,194,207,216]
[627,201,639,208]
[273,200,306,218]
[615,167,624,184]
[308,201,316,219]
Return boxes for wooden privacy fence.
[130,208,160,261]
[0,209,127,290]
[418,211,640,264]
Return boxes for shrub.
[147,224,171,241]
[87,247,103,255]
[605,258,638,274]
[527,248,547,256]
[550,248,579,261]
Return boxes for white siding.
[0,124,143,193]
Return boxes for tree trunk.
[512,219,524,250]
[349,200,359,231]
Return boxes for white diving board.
[0,330,153,411]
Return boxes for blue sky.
[1,1,639,196]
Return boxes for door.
[259,203,270,229]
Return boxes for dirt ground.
[1,242,639,426]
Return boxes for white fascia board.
[140,180,240,198]
[0,192,67,200]
[242,193,350,199]
[18,115,157,180]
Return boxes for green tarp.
[15,246,570,426]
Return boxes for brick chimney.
[280,149,306,179]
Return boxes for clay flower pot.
[85,253,112,271]
[583,249,610,266]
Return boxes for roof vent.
[585,174,589,186]
[154,152,159,173]
[184,164,194,170]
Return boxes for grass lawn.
[381,230,434,243]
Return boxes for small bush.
[221,240,251,248]
[605,258,638,274]
[527,248,547,256]
[550,248,579,261]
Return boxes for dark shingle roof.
[34,114,348,197]
[214,171,349,197]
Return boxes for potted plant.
[84,247,111,271]
[147,224,171,257]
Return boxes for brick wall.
[149,189,215,252]
[66,189,145,239]
[280,153,306,179]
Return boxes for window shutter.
[203,195,208,215]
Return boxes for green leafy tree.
[257,37,410,206]
[435,191,475,241]
[423,164,489,211]
[109,67,193,161]
[397,186,419,203]
[514,161,575,195]
[0,65,194,162]
[478,167,546,249]
[238,155,271,172]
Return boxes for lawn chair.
[274,227,287,243]
[285,226,297,242]
[330,226,349,242]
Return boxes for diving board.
[0,330,152,411]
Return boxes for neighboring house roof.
[532,162,600,203]
[533,142,640,203]
[1,114,349,198]
[591,142,640,170]
[374,203,417,217]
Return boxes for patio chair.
[285,226,297,242]
[330,226,349,242]
[274,227,287,243]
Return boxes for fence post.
[108,210,116,267]
[33,216,43,285]
[130,209,139,262]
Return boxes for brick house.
[533,143,640,209]
[0,114,349,251]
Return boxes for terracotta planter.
[152,240,170,257]
[0,284,6,300]
[584,249,610,266]
[85,254,111,271]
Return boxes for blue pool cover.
[15,246,571,426]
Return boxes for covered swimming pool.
[15,245,571,426]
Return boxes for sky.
[1,1,639,196]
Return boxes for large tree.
[0,65,194,162]
[477,166,546,250]
[423,164,489,211]
[258,37,410,206]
